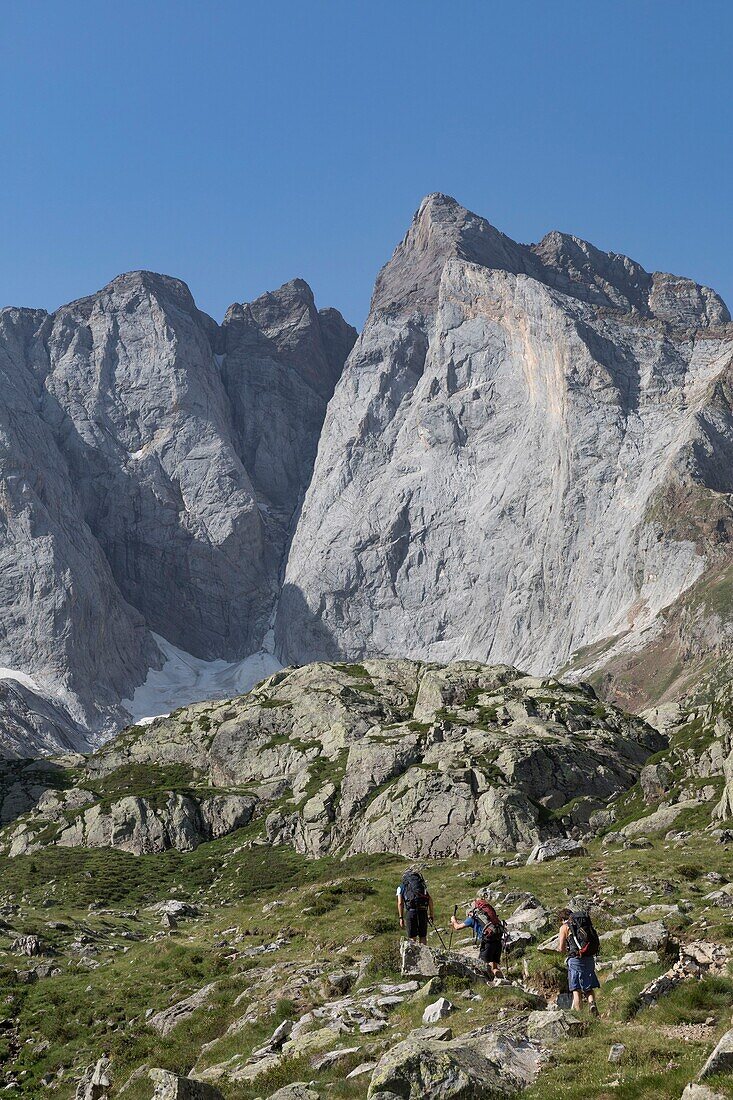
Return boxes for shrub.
[366,937,401,977]
[365,916,394,935]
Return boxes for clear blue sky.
[1,0,731,327]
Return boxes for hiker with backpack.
[450,898,505,979]
[557,906,600,1015]
[397,867,434,944]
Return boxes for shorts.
[567,955,600,993]
[479,935,502,964]
[405,908,428,939]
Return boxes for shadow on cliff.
[274,583,349,667]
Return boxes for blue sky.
[1,0,731,327]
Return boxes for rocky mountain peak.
[530,229,652,313]
[279,195,733,707]
[370,193,531,318]
[531,229,730,327]
[222,278,355,400]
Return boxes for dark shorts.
[568,955,600,992]
[406,908,428,939]
[479,935,502,964]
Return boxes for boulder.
[620,801,698,838]
[699,1027,733,1080]
[640,761,674,804]
[346,1063,377,1079]
[682,1086,726,1100]
[400,940,439,979]
[148,983,217,1036]
[324,969,356,995]
[608,1044,625,1064]
[621,921,669,952]
[367,1029,542,1099]
[313,1047,361,1070]
[526,839,586,864]
[506,905,549,934]
[151,900,200,919]
[422,997,453,1024]
[75,1056,112,1100]
[11,934,44,957]
[266,1087,320,1100]
[401,941,489,982]
[149,1070,225,1099]
[613,951,660,971]
[526,1010,584,1045]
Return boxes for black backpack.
[401,870,429,911]
[568,910,600,958]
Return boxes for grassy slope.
[0,814,732,1099]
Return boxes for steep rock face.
[0,275,353,750]
[220,278,355,551]
[277,194,733,706]
[0,304,158,729]
[41,272,268,662]
[0,661,663,860]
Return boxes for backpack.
[471,900,505,945]
[401,871,429,911]
[567,910,600,958]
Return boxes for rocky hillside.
[279,194,733,712]
[0,661,664,862]
[0,711,731,1098]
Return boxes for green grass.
[0,811,731,1098]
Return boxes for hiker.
[558,906,600,1015]
[397,866,434,944]
[451,898,504,979]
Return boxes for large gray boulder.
[621,921,669,952]
[526,839,586,864]
[526,1010,584,1045]
[148,983,217,1036]
[640,761,675,804]
[367,1028,543,1099]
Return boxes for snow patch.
[121,635,282,723]
[0,666,41,692]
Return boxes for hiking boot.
[589,1002,599,1017]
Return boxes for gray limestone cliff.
[0,274,354,751]
[277,194,733,709]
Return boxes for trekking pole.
[503,929,511,983]
[428,915,448,951]
[448,905,457,951]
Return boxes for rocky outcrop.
[149,1069,224,1100]
[367,1026,544,1099]
[5,788,256,857]
[698,1027,733,1080]
[277,193,732,711]
[0,275,354,754]
[75,1056,112,1100]
[1,660,663,859]
[149,984,218,1037]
